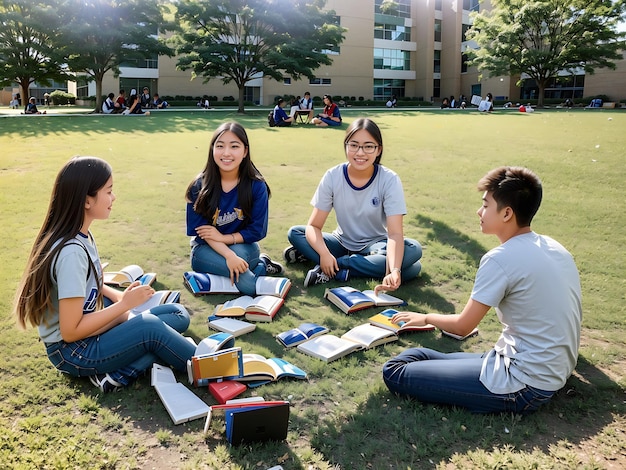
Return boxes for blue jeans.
[287,225,422,280]
[382,347,555,414]
[191,241,267,295]
[45,304,196,386]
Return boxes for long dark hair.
[186,122,270,227]
[344,118,384,165]
[15,156,111,328]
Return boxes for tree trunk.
[18,79,32,110]
[94,73,104,113]
[537,80,546,108]
[237,84,245,114]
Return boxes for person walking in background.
[14,156,196,393]
[311,94,342,127]
[382,166,582,414]
[284,118,423,287]
[185,122,284,295]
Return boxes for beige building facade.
[12,0,624,106]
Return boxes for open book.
[238,354,307,388]
[324,286,406,314]
[184,271,292,298]
[131,290,180,314]
[369,309,436,333]
[151,364,210,425]
[276,323,330,348]
[187,347,244,387]
[207,316,256,337]
[195,332,235,356]
[104,264,156,287]
[296,323,398,362]
[441,327,479,340]
[212,295,284,322]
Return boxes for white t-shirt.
[38,233,102,344]
[472,232,582,393]
[311,163,406,251]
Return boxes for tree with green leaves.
[172,0,345,113]
[0,0,68,108]
[57,0,174,113]
[467,0,626,107]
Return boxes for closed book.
[208,380,247,404]
[368,309,435,333]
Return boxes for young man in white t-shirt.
[382,166,582,414]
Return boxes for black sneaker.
[283,245,307,264]
[260,253,284,275]
[304,265,331,287]
[89,373,124,393]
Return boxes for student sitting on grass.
[272,98,294,127]
[14,156,196,393]
[284,118,422,287]
[382,166,582,414]
[185,122,283,296]
[311,94,342,127]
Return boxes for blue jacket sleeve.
[186,179,208,236]
[238,180,268,243]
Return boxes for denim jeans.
[287,225,422,280]
[191,241,267,296]
[382,347,555,414]
[45,304,196,386]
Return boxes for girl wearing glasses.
[285,118,422,288]
[311,95,342,127]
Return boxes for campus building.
[3,0,624,106]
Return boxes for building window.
[375,0,411,18]
[434,20,442,42]
[463,0,480,12]
[435,0,442,11]
[373,48,411,71]
[119,55,158,69]
[75,76,89,98]
[461,53,468,73]
[374,23,411,41]
[433,79,441,98]
[309,77,332,85]
[284,77,292,85]
[373,78,405,101]
[462,24,471,42]
[434,50,441,73]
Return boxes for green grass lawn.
[0,108,624,469]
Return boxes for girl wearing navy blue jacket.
[185,122,283,295]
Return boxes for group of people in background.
[272,92,342,127]
[102,87,168,115]
[15,115,582,418]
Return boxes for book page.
[256,277,289,297]
[362,290,405,306]
[341,323,397,348]
[207,317,256,336]
[267,358,307,379]
[297,335,361,361]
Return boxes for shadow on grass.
[308,355,624,468]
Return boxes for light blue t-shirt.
[472,232,582,393]
[38,233,102,344]
[311,163,406,251]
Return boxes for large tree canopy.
[173,0,345,113]
[0,0,68,107]
[467,0,626,107]
[57,0,173,113]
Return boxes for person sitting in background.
[386,95,397,108]
[273,98,294,127]
[289,96,302,119]
[152,93,168,109]
[311,95,342,127]
[140,87,152,108]
[123,93,149,116]
[25,97,46,115]
[102,93,119,114]
[450,96,456,108]
[440,97,450,109]
[10,94,19,109]
[115,90,127,111]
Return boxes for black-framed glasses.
[346,142,378,154]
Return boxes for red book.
[208,380,247,404]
